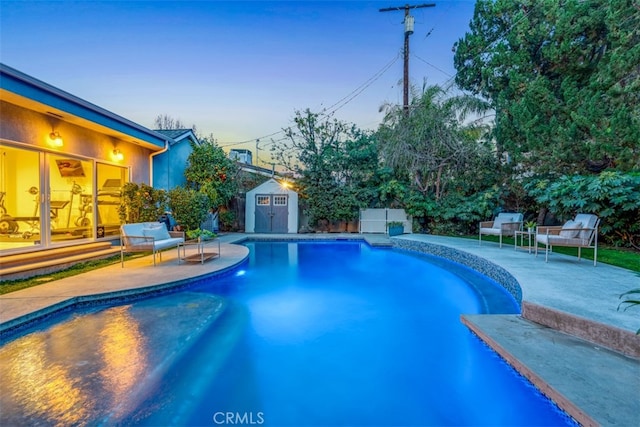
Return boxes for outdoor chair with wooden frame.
[535,213,600,266]
[479,212,523,248]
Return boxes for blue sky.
[1,0,476,160]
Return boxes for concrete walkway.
[1,233,639,426]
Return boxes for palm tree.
[377,84,491,200]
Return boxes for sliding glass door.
[1,143,129,253]
[0,144,42,251]
[48,154,94,243]
[96,162,128,239]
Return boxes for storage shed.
[245,178,298,233]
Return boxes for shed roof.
[247,178,297,195]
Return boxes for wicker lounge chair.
[535,214,600,266]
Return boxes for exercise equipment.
[50,200,70,221]
[66,182,83,228]
[0,188,42,238]
[75,194,92,227]
[0,192,19,234]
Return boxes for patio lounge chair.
[535,213,600,266]
[120,222,184,267]
[479,213,523,248]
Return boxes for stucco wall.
[152,140,191,190]
[0,101,153,184]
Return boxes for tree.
[453,0,640,175]
[337,129,384,210]
[378,84,493,201]
[376,84,500,233]
[153,114,197,133]
[167,187,210,231]
[271,109,379,228]
[184,136,238,209]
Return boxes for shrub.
[168,187,210,231]
[119,182,167,223]
[186,228,217,240]
[403,187,504,235]
[218,210,236,231]
[525,171,640,250]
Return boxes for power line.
[220,6,537,150]
[319,53,401,117]
[411,52,453,78]
[218,130,285,148]
[217,53,402,148]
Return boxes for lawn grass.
[470,235,640,272]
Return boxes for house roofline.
[155,128,200,146]
[0,63,170,150]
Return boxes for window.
[257,195,270,206]
[273,195,287,206]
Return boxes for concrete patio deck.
[0,232,638,426]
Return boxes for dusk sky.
[1,0,476,163]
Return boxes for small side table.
[181,238,221,264]
[514,229,534,253]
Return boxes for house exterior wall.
[152,139,191,190]
[1,101,152,181]
[245,179,298,233]
[0,64,168,254]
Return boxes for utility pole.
[255,139,260,167]
[380,3,435,112]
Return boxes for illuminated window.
[257,195,270,206]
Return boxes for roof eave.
[0,63,170,150]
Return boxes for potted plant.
[186,228,217,242]
[524,220,537,234]
[387,221,405,237]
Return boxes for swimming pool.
[0,241,576,426]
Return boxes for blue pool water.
[0,241,576,426]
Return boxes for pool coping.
[0,243,250,337]
[461,314,625,427]
[0,262,245,338]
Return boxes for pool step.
[0,242,120,281]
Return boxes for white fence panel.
[359,209,387,233]
[359,208,412,234]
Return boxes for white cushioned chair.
[479,213,523,248]
[535,214,600,266]
[120,222,185,267]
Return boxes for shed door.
[255,194,288,233]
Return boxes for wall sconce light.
[113,149,124,161]
[49,131,63,147]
